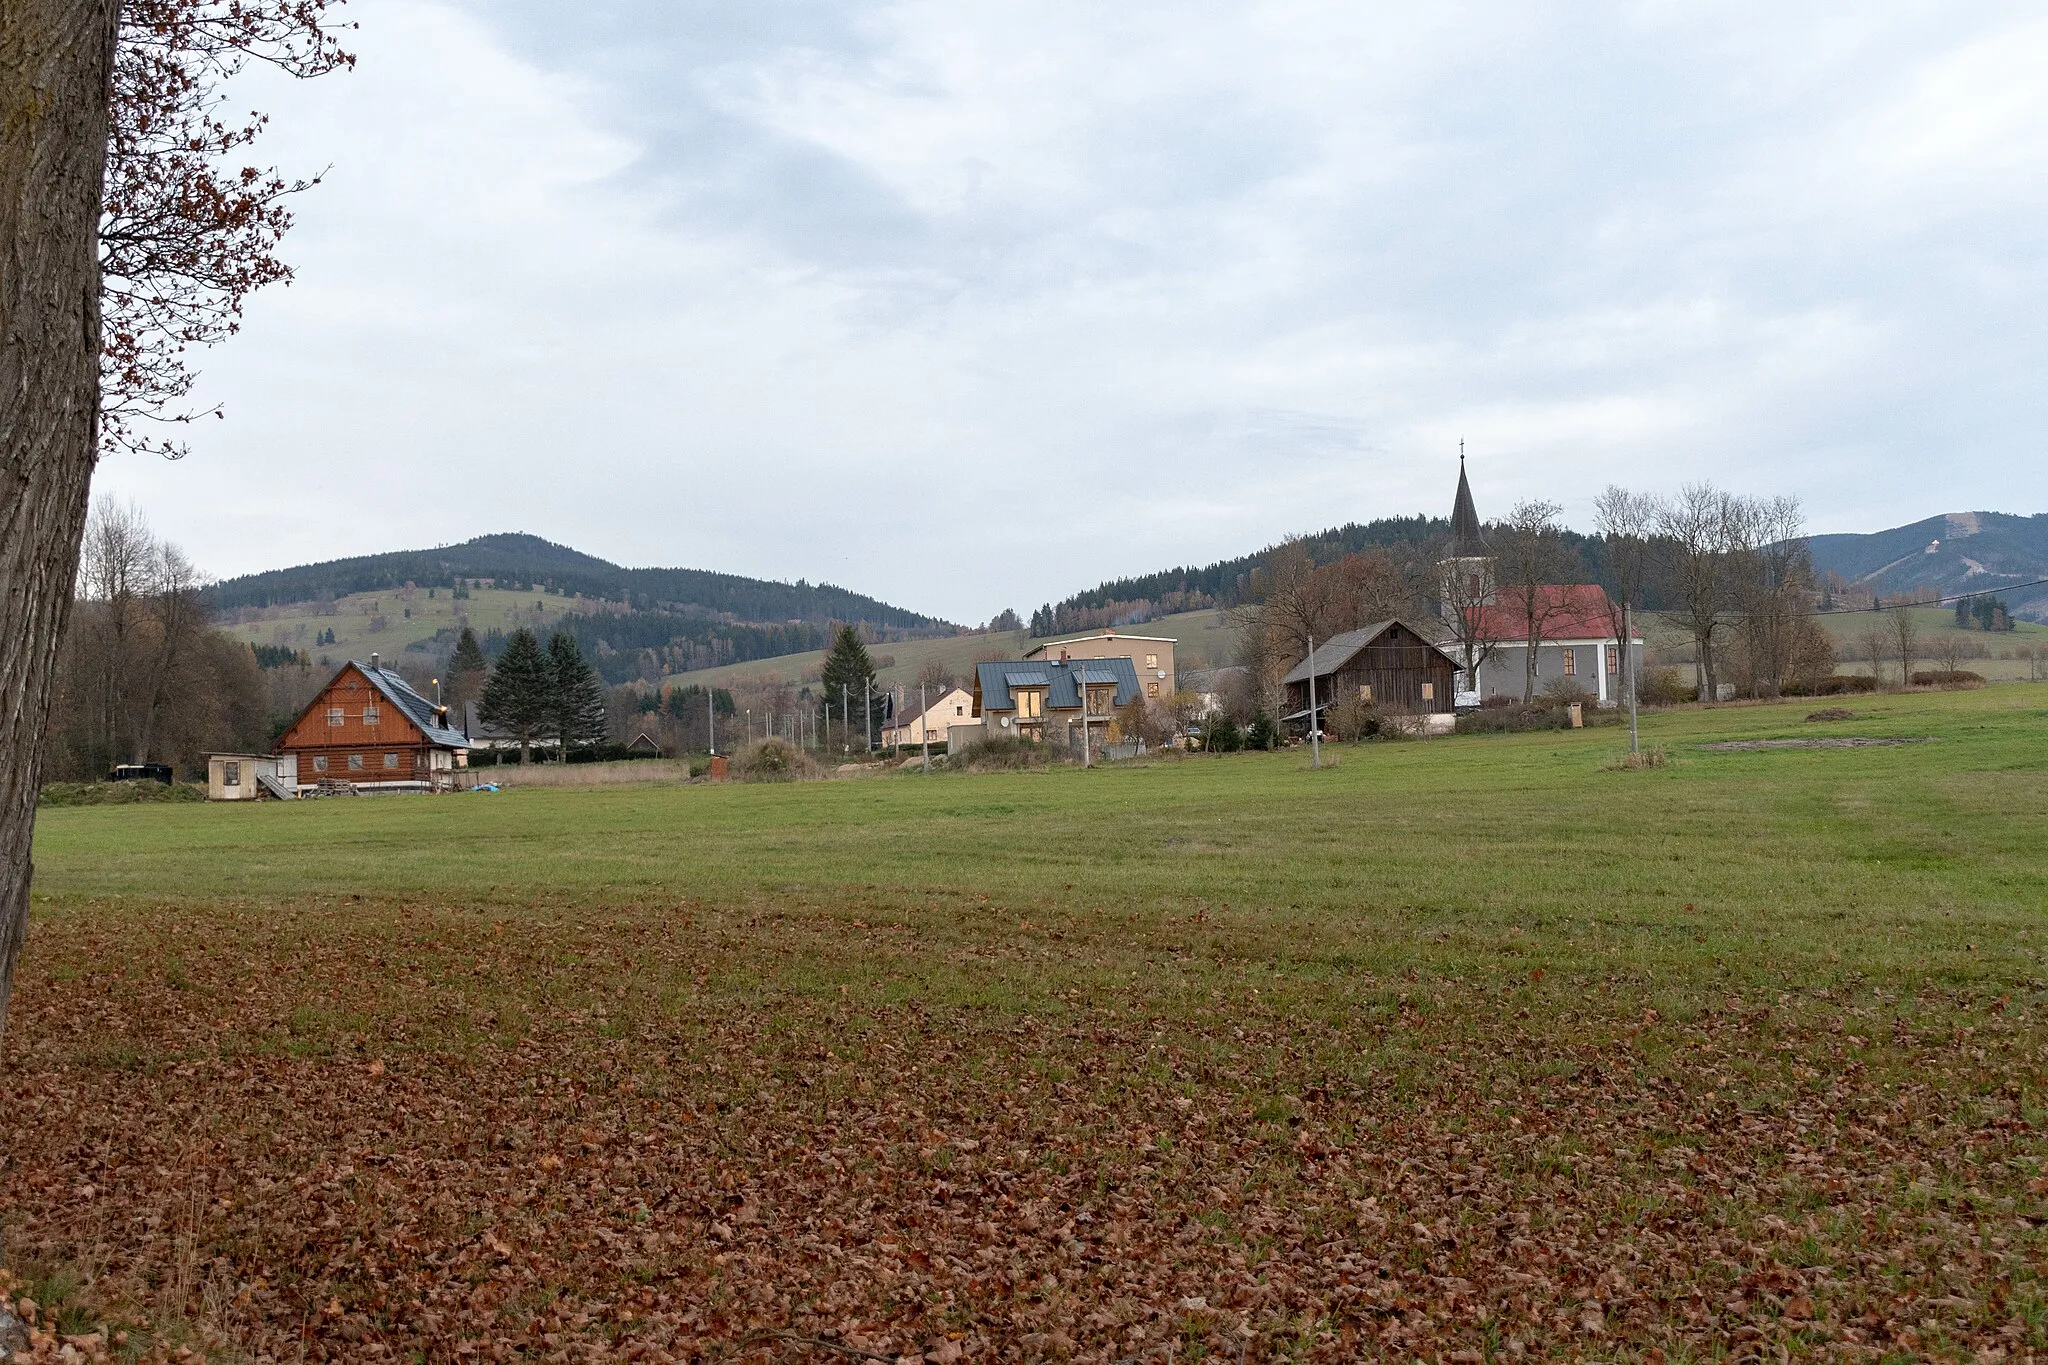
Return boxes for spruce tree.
[478,627,553,764]
[820,625,876,736]
[548,631,607,756]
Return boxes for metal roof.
[1279,619,1461,686]
[355,662,472,748]
[1450,458,1489,558]
[976,656,1144,714]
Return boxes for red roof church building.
[1440,461,1644,706]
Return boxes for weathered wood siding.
[1288,622,1457,716]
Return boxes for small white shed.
[206,753,297,800]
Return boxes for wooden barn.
[1281,619,1460,730]
[276,655,471,792]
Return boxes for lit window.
[363,704,380,725]
[348,754,364,771]
[1145,654,1158,669]
[1562,649,1577,677]
[223,761,240,786]
[327,707,344,726]
[384,753,399,769]
[1147,681,1160,698]
[313,756,329,772]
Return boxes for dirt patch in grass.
[6,895,2046,1363]
[1699,736,1929,751]
[1804,707,1857,722]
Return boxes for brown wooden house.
[1281,619,1460,731]
[276,655,471,791]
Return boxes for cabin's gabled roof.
[353,662,471,747]
[1281,619,1461,686]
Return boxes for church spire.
[1450,445,1487,557]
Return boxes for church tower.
[1441,444,1494,608]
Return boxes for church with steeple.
[1435,452,1643,707]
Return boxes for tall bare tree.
[1434,538,1497,698]
[1490,500,1576,703]
[1593,485,1656,746]
[1657,483,1739,701]
[1888,605,1920,686]
[1,0,124,1039]
[1727,494,1810,698]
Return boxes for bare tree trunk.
[0,0,120,1039]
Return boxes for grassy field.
[220,585,599,665]
[7,686,2048,1361]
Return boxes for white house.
[881,686,975,748]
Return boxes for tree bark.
[0,0,120,1039]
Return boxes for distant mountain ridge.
[208,533,944,630]
[1808,512,2048,618]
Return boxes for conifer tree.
[478,627,553,764]
[821,625,877,739]
[447,626,488,713]
[548,631,607,756]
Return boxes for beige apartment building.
[1023,630,1177,701]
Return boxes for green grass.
[221,585,585,663]
[30,685,2048,997]
[14,683,2048,1360]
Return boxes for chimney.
[369,652,379,672]
[1059,648,1070,664]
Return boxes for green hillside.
[207,532,945,631]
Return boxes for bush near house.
[1635,667,1695,707]
[950,736,1051,772]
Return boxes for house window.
[313,755,329,772]
[348,754,364,771]
[384,753,399,769]
[1421,682,1434,701]
[363,704,380,725]
[1468,573,1481,597]
[1359,684,1373,702]
[1147,681,1160,698]
[1018,690,1043,719]
[1145,654,1158,669]
[223,761,240,786]
[1562,648,1577,677]
[955,705,964,716]
[1607,648,1619,674]
[327,707,344,727]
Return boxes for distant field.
[9,686,2048,1360]
[219,585,596,665]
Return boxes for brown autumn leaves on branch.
[101,0,352,459]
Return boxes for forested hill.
[207,533,944,628]
[1807,512,2048,617]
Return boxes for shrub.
[39,781,205,808]
[1636,667,1694,707]
[1540,676,1594,706]
[951,735,1051,772]
[1245,714,1280,751]
[1455,701,1617,735]
[1783,674,1880,697]
[1602,745,1669,771]
[735,737,822,782]
[1201,715,1243,752]
[1324,695,1381,741]
[1910,670,1984,688]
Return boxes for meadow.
[6,686,2048,1361]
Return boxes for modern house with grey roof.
[970,654,1144,748]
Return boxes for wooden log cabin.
[1281,619,1460,730]
[275,655,471,792]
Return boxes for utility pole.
[1307,632,1321,769]
[865,675,876,752]
[920,681,930,773]
[708,690,715,756]
[841,682,849,754]
[1079,663,1091,769]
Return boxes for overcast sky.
[91,1,2048,624]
